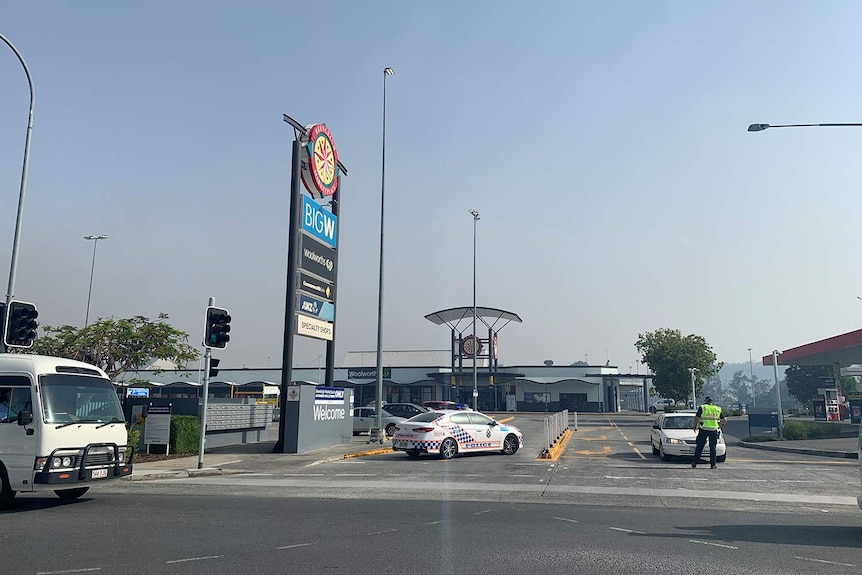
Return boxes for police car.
[391,410,523,459]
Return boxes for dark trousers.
[692,428,719,466]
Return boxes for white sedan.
[391,410,523,459]
[650,412,726,462]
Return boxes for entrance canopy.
[763,328,862,367]
[424,306,522,331]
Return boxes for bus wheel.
[0,467,16,509]
[55,487,89,500]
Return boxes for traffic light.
[4,300,39,349]
[204,306,231,349]
[209,358,220,378]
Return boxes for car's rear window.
[407,412,443,423]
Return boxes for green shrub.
[170,415,200,455]
[781,420,806,440]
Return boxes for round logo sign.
[300,123,339,198]
[460,335,483,357]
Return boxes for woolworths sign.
[347,368,391,380]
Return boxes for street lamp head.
[468,208,480,220]
[383,67,395,76]
[747,123,770,132]
[84,234,109,240]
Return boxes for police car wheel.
[440,438,458,460]
[502,434,519,455]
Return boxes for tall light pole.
[1,34,35,354]
[84,235,108,327]
[374,67,395,442]
[772,350,783,437]
[748,347,755,408]
[689,367,697,410]
[468,209,480,410]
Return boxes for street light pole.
[689,367,697,410]
[374,67,395,442]
[748,347,755,408]
[468,209,480,410]
[772,350,783,437]
[84,235,108,327]
[0,33,35,354]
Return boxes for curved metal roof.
[424,307,522,331]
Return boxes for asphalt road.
[2,413,859,575]
[3,495,860,575]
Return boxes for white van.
[0,354,132,508]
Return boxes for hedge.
[781,419,842,440]
[170,415,200,454]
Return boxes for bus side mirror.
[17,410,33,426]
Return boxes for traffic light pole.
[197,296,215,469]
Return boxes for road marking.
[368,529,398,535]
[580,436,608,441]
[425,520,449,525]
[213,459,243,466]
[474,509,492,515]
[689,540,738,549]
[282,473,326,476]
[632,448,646,460]
[165,555,222,564]
[497,416,515,424]
[794,556,856,567]
[276,543,313,550]
[334,473,376,477]
[37,569,101,575]
[551,516,579,523]
[609,527,645,534]
[508,474,536,477]
[570,447,612,455]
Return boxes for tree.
[725,370,751,405]
[27,313,199,379]
[701,372,725,404]
[785,364,855,403]
[635,328,721,401]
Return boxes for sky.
[2,1,862,373]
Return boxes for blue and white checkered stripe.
[442,425,474,445]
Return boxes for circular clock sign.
[300,123,339,198]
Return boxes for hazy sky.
[2,1,862,371]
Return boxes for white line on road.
[794,556,856,567]
[474,509,492,515]
[425,520,448,525]
[334,473,376,477]
[551,517,579,523]
[276,543,313,550]
[508,474,536,477]
[632,448,646,460]
[165,555,222,564]
[282,473,326,476]
[37,569,101,575]
[609,527,645,534]
[213,459,243,466]
[689,540,738,549]
[368,529,399,535]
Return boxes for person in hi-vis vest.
[691,396,727,469]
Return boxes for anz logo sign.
[298,293,334,322]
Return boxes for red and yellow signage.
[301,123,339,198]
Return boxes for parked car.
[650,412,726,462]
[352,407,405,436]
[371,402,429,420]
[392,410,522,459]
[649,398,677,413]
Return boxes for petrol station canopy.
[763,328,862,367]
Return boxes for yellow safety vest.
[698,404,721,430]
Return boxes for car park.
[391,410,523,459]
[352,407,404,436]
[650,412,726,462]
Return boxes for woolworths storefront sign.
[348,368,391,380]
